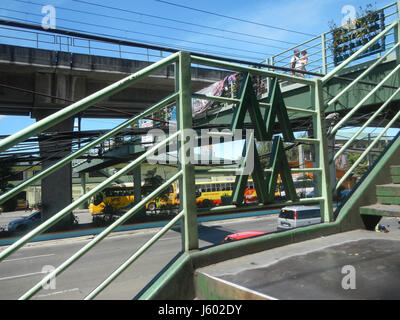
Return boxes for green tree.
[347,152,369,177]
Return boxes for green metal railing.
[188,54,333,222]
[319,18,400,192]
[0,51,192,299]
[269,2,399,76]
[0,47,334,299]
[1,3,399,298]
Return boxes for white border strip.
[201,272,278,300]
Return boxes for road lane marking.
[158,236,180,241]
[0,272,43,281]
[3,254,55,262]
[32,288,80,299]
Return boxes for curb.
[0,209,280,247]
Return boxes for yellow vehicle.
[195,179,284,207]
[195,180,235,207]
[89,183,177,215]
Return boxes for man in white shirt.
[290,49,302,77]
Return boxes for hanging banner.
[331,9,385,66]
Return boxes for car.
[306,191,315,198]
[222,231,267,243]
[8,210,41,233]
[277,205,321,231]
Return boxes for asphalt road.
[0,213,398,300]
[0,214,280,300]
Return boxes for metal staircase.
[360,165,400,219]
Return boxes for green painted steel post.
[397,0,400,18]
[178,52,199,251]
[395,1,400,64]
[313,79,333,223]
[0,52,179,153]
[265,58,271,97]
[133,165,142,208]
[321,33,328,75]
[175,60,186,252]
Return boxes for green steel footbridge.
[1,1,400,300]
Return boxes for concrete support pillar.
[327,134,337,192]
[37,111,74,229]
[80,172,88,209]
[133,165,142,205]
[31,72,87,229]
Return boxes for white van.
[277,205,321,230]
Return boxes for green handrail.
[0,92,179,205]
[1,6,399,298]
[19,170,183,300]
[0,130,181,263]
[335,108,400,191]
[271,34,322,63]
[332,87,400,163]
[270,2,398,77]
[85,210,185,300]
[0,51,191,301]
[328,63,400,137]
[327,42,400,107]
[190,55,316,86]
[322,21,398,84]
[0,52,179,153]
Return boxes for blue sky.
[0,0,395,136]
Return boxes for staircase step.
[390,165,400,176]
[377,196,400,205]
[376,184,400,197]
[391,166,400,183]
[360,204,400,217]
[393,176,400,184]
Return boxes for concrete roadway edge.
[0,209,281,247]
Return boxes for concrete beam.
[0,43,229,117]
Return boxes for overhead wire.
[154,0,318,37]
[1,8,395,172]
[11,0,289,50]
[0,14,266,61]
[0,7,272,57]
[0,82,170,125]
[71,0,299,46]
[0,136,98,180]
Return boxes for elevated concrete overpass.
[0,43,228,119]
[195,52,400,130]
